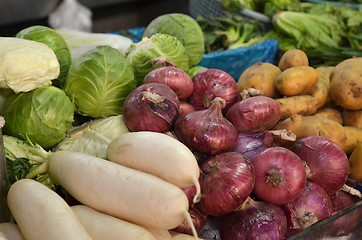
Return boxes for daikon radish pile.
[71,205,157,240]
[107,131,201,202]
[6,179,93,240]
[47,151,193,231]
[147,228,173,240]
[0,223,24,240]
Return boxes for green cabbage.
[142,13,205,66]
[64,45,136,118]
[2,86,74,149]
[16,25,72,89]
[54,114,129,159]
[126,33,189,85]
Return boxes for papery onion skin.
[252,147,307,205]
[188,69,240,114]
[122,83,180,132]
[226,96,281,133]
[220,198,287,240]
[232,131,274,161]
[172,206,208,235]
[174,97,238,155]
[198,152,255,216]
[282,181,332,230]
[179,101,196,116]
[291,135,350,195]
[327,190,361,237]
[143,66,193,100]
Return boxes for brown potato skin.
[307,66,334,109]
[330,57,362,110]
[272,114,347,150]
[343,109,362,129]
[275,66,319,96]
[237,62,282,98]
[349,143,362,183]
[278,49,309,71]
[314,107,343,124]
[276,95,318,120]
[342,126,362,154]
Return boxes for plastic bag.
[48,0,92,32]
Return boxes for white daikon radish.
[71,205,156,240]
[147,228,173,240]
[47,151,194,231]
[0,222,24,240]
[6,179,93,240]
[107,131,201,202]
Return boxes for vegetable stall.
[0,0,362,239]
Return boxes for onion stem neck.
[142,90,165,104]
[266,169,283,187]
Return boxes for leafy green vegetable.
[188,66,207,79]
[197,13,266,53]
[65,45,136,118]
[221,0,256,12]
[126,33,189,85]
[54,114,130,159]
[142,13,205,66]
[2,86,74,149]
[3,135,55,190]
[16,25,72,89]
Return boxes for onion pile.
[120,62,361,240]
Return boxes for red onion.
[198,152,255,216]
[174,97,238,155]
[188,69,240,114]
[219,197,287,240]
[172,206,208,235]
[179,101,196,116]
[182,177,202,206]
[327,190,361,237]
[291,135,349,195]
[232,131,274,161]
[225,95,281,133]
[122,82,180,132]
[282,181,332,230]
[143,58,193,100]
[252,147,307,205]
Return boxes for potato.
[349,142,362,183]
[341,126,362,154]
[342,109,362,129]
[307,66,334,108]
[276,95,318,120]
[273,114,347,149]
[314,107,343,124]
[278,49,309,71]
[275,66,319,96]
[330,57,362,110]
[237,62,282,98]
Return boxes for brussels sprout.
[16,25,72,89]
[2,86,74,149]
[143,13,205,66]
[65,45,136,118]
[126,33,189,85]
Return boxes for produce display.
[0,1,362,240]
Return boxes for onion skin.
[172,206,208,235]
[198,152,255,216]
[232,131,274,161]
[291,135,349,195]
[220,198,287,240]
[122,83,180,132]
[174,97,238,155]
[143,66,193,100]
[282,181,332,230]
[179,101,196,116]
[188,69,240,114]
[226,96,281,133]
[252,147,307,205]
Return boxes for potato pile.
[237,50,362,183]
